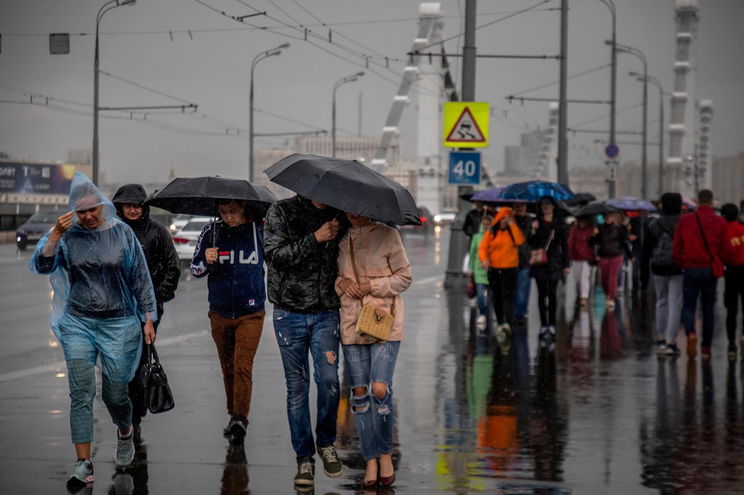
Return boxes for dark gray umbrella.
[576,202,619,217]
[265,153,421,225]
[145,176,277,246]
[145,176,276,216]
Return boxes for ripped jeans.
[342,341,400,461]
[273,309,340,461]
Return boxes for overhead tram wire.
[191,0,442,99]
[570,101,642,129]
[99,71,194,104]
[0,80,326,141]
[0,11,557,41]
[509,63,611,97]
[414,0,555,53]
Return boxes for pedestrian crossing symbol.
[443,102,489,148]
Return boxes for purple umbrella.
[470,186,529,205]
[605,196,656,211]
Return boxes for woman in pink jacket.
[335,213,412,489]
[568,217,597,308]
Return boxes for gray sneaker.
[294,457,314,486]
[67,459,94,488]
[317,444,343,478]
[115,427,135,467]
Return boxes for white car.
[168,214,193,235]
[172,217,213,263]
[433,211,456,225]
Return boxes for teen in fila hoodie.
[191,215,265,317]
[190,201,265,442]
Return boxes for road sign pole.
[604,144,620,198]
[444,0,477,289]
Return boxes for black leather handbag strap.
[145,343,162,368]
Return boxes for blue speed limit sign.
[448,151,481,185]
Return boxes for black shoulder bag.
[140,344,175,414]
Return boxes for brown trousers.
[209,310,265,419]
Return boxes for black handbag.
[140,344,175,414]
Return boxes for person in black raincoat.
[528,196,570,350]
[112,184,181,438]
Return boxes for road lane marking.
[0,330,210,383]
[1,274,442,382]
[413,275,442,286]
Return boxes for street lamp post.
[249,43,289,183]
[631,72,665,197]
[599,0,617,198]
[332,72,364,158]
[93,0,136,186]
[612,41,648,199]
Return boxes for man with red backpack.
[720,203,744,360]
[672,189,727,360]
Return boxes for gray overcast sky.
[1,0,742,184]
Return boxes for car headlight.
[434,214,442,223]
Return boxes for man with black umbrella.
[264,195,348,489]
[112,184,180,440]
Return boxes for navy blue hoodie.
[190,219,265,318]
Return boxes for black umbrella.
[575,202,619,217]
[145,176,277,247]
[563,192,597,207]
[265,153,421,226]
[145,176,277,216]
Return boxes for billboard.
[0,162,77,195]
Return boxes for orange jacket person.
[478,207,524,350]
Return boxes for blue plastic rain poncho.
[30,172,157,380]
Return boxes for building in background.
[712,153,744,205]
[502,129,544,177]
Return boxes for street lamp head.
[628,70,640,78]
[354,71,365,78]
[268,49,282,57]
[278,43,290,50]
[118,0,136,5]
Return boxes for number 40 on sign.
[448,151,481,185]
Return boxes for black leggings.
[487,268,517,326]
[535,278,559,327]
[725,266,744,345]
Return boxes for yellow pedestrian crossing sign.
[443,102,489,148]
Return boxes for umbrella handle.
[212,216,216,247]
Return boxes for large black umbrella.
[575,202,619,217]
[145,176,277,216]
[145,176,277,247]
[265,153,421,226]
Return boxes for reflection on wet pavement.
[4,237,744,493]
[430,268,744,494]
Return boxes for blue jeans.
[681,267,718,347]
[273,309,340,461]
[514,267,532,319]
[342,341,400,461]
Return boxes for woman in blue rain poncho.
[30,172,157,490]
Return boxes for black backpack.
[650,219,675,268]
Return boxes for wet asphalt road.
[1,228,744,495]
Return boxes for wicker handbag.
[349,236,394,341]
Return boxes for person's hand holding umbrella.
[205,247,219,264]
[314,218,340,243]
